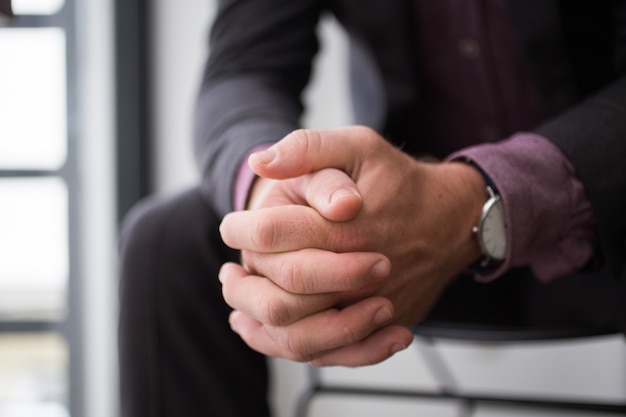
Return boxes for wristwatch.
[473,184,507,267]
[464,160,507,271]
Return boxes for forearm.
[194,77,299,216]
[194,0,323,217]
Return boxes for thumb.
[304,168,362,222]
[248,126,375,179]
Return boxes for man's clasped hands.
[219,126,486,367]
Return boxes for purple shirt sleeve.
[233,144,272,211]
[447,133,597,283]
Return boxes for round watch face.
[478,195,507,260]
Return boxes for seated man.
[119,1,626,416]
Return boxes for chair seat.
[413,319,618,342]
[421,266,623,337]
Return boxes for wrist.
[461,159,508,272]
[436,161,486,269]
[246,176,273,211]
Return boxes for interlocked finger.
[242,248,390,295]
[219,262,341,327]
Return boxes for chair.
[295,267,626,416]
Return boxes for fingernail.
[390,343,408,354]
[371,260,390,279]
[374,306,393,325]
[251,148,276,165]
[229,312,241,333]
[218,264,227,284]
[330,188,361,204]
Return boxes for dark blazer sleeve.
[533,2,626,278]
[536,76,626,278]
[194,0,324,217]
[503,0,626,280]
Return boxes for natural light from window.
[0,178,68,320]
[0,333,68,417]
[11,0,64,15]
[0,28,67,170]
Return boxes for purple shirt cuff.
[447,133,596,282]
[233,144,272,211]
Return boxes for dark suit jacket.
[195,0,626,325]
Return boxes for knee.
[119,190,198,266]
[118,188,232,309]
[119,194,169,262]
[118,188,225,269]
[118,190,208,302]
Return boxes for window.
[0,333,68,417]
[0,27,67,171]
[10,0,64,15]
[0,1,81,416]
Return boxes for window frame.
[115,0,152,222]
[0,2,84,415]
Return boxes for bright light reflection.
[11,0,64,15]
[0,333,68,415]
[0,178,68,318]
[0,28,67,170]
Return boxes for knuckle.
[260,295,292,326]
[288,129,323,161]
[356,124,376,136]
[287,129,309,153]
[341,324,362,346]
[278,260,303,293]
[356,126,384,152]
[251,214,279,250]
[301,129,323,154]
[275,331,314,363]
[361,134,379,151]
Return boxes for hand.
[224,163,405,365]
[220,126,485,365]
[237,167,394,326]
[221,164,407,365]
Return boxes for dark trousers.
[119,187,270,417]
[118,187,623,417]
